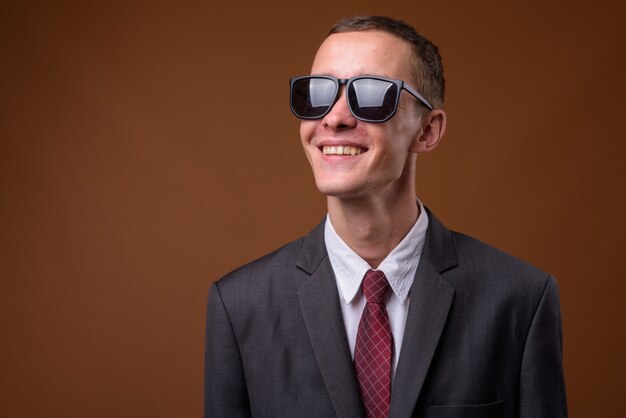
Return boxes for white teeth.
[322,145,364,155]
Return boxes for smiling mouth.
[321,145,366,156]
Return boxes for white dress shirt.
[324,200,429,379]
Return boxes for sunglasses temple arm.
[403,85,434,111]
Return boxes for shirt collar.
[324,199,429,305]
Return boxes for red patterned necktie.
[354,269,393,418]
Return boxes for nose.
[322,88,357,130]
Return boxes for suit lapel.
[389,209,457,418]
[296,221,365,418]
[296,210,458,418]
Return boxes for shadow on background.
[1,1,625,416]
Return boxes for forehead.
[311,30,414,80]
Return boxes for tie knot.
[362,269,389,304]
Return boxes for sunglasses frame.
[290,75,434,123]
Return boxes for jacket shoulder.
[208,233,314,334]
[447,230,554,295]
[216,234,306,290]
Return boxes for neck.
[327,188,419,269]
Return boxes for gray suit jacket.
[204,210,567,417]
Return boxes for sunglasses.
[290,75,433,123]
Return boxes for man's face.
[300,30,423,199]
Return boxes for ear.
[410,109,447,153]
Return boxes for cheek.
[374,124,416,167]
[300,121,316,145]
[391,116,420,152]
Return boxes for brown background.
[1,0,625,417]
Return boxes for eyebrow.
[310,73,395,79]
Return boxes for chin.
[315,182,365,198]
[315,183,346,197]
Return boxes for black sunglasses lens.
[291,78,338,118]
[348,78,398,122]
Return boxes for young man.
[205,16,567,418]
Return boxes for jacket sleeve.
[518,275,568,417]
[204,282,252,418]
